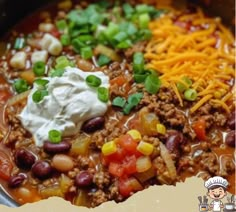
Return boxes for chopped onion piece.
[159,142,177,181]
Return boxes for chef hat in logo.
[204,176,229,189]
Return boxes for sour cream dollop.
[19,67,110,147]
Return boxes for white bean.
[40,33,62,56]
[10,51,27,69]
[52,154,74,172]
[31,50,48,64]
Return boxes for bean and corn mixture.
[0,0,235,207]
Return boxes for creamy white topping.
[19,67,109,147]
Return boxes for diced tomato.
[118,178,133,197]
[104,146,126,163]
[109,162,124,177]
[0,150,13,180]
[118,134,138,154]
[110,76,126,86]
[192,118,207,141]
[110,76,130,94]
[123,155,137,175]
[50,29,61,38]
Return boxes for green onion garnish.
[123,103,134,115]
[123,3,135,18]
[112,96,126,108]
[134,72,150,83]
[14,37,25,50]
[80,47,93,59]
[13,79,29,94]
[97,87,109,102]
[133,52,145,73]
[184,89,197,101]
[34,79,49,87]
[33,61,46,76]
[116,39,132,49]
[86,75,102,87]
[56,20,67,31]
[144,74,161,94]
[97,54,111,67]
[139,13,150,29]
[60,34,70,46]
[48,129,62,144]
[32,89,48,103]
[123,93,143,115]
[49,69,65,77]
[176,76,192,93]
[127,92,143,105]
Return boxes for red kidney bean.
[225,130,235,147]
[8,174,26,188]
[82,116,105,133]
[15,149,36,170]
[165,132,183,158]
[31,161,52,180]
[227,111,235,130]
[43,141,71,154]
[75,171,93,187]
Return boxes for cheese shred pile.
[144,7,235,113]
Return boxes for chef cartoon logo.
[198,176,236,212]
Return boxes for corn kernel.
[127,129,142,141]
[137,141,154,156]
[102,141,117,156]
[156,124,166,135]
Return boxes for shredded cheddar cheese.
[145,8,235,113]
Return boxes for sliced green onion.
[123,103,134,115]
[127,92,143,105]
[77,35,95,45]
[113,32,128,43]
[86,75,102,87]
[133,52,145,73]
[176,76,192,93]
[123,3,135,18]
[56,20,67,31]
[119,22,138,36]
[123,93,143,115]
[49,69,65,77]
[32,89,48,103]
[144,74,161,94]
[97,54,111,66]
[33,61,46,76]
[60,34,70,46]
[13,79,29,94]
[136,29,152,41]
[184,89,197,101]
[34,79,49,88]
[112,96,126,108]
[135,4,150,14]
[14,37,25,50]
[116,39,132,49]
[71,38,86,53]
[104,23,119,39]
[80,47,93,59]
[55,56,71,70]
[48,129,62,144]
[134,72,149,83]
[139,13,150,29]
[97,87,109,102]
